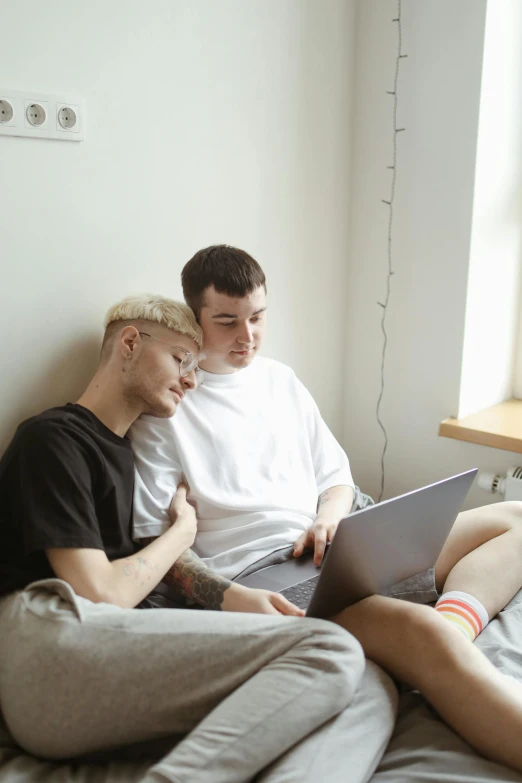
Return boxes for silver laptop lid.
[307,469,477,619]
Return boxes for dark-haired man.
[133,246,364,601]
[131,246,522,772]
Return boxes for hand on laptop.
[222,583,305,616]
[293,516,337,566]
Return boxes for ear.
[119,325,141,359]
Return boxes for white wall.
[2,0,520,511]
[516,305,522,399]
[459,0,522,417]
[345,0,521,509]
[0,0,355,455]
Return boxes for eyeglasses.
[138,332,203,384]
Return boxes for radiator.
[478,467,522,501]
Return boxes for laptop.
[236,469,477,619]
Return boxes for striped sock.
[435,590,489,642]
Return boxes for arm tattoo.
[163,549,232,611]
[317,490,332,511]
[121,555,160,587]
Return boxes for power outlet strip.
[0,89,84,142]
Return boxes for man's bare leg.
[329,502,522,771]
[332,596,522,771]
[434,501,522,617]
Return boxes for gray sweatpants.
[0,578,397,783]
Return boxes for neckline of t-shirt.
[199,358,259,387]
[66,403,132,446]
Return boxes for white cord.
[376,0,407,502]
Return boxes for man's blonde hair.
[103,294,203,352]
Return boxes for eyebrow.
[211,307,267,320]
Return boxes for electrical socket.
[0,90,84,141]
[57,103,79,132]
[0,98,15,126]
[24,100,49,130]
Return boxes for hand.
[168,483,197,549]
[293,516,338,566]
[222,583,305,616]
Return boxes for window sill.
[439,399,522,454]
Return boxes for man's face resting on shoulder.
[198,285,267,375]
[121,325,201,418]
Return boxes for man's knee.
[300,618,366,706]
[502,501,522,533]
[336,595,449,664]
[305,616,365,661]
[384,601,470,687]
[496,503,522,560]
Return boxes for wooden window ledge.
[439,399,522,454]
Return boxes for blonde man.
[0,295,394,782]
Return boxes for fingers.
[270,593,306,616]
[293,529,313,557]
[170,483,186,509]
[169,483,189,522]
[311,518,338,566]
[294,522,334,564]
[293,532,307,557]
[313,527,329,566]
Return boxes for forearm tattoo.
[121,555,160,587]
[163,549,232,610]
[317,490,332,511]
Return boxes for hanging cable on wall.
[376,0,407,502]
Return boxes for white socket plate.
[0,89,84,141]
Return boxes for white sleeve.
[129,415,183,540]
[296,379,355,496]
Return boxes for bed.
[1,590,522,783]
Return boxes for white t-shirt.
[130,357,354,580]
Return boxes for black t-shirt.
[0,403,139,597]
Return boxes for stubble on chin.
[147,402,177,419]
[136,387,177,420]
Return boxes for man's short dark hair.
[182,245,266,318]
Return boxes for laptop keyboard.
[280,575,320,610]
